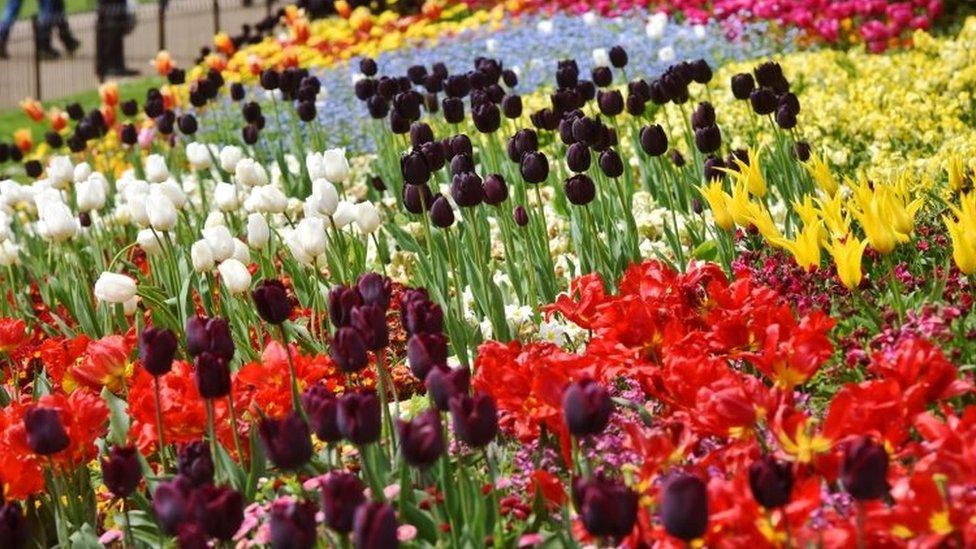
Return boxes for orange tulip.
[13,128,33,152]
[48,108,68,132]
[291,18,310,44]
[20,98,44,122]
[100,105,117,128]
[154,50,174,76]
[247,54,263,76]
[282,48,300,68]
[99,82,120,107]
[161,86,178,110]
[206,54,228,72]
[214,32,235,56]
[334,0,351,18]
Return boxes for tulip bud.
[194,351,231,399]
[407,332,448,380]
[302,384,341,443]
[483,173,508,205]
[749,88,777,115]
[793,141,811,162]
[269,498,318,549]
[0,501,28,548]
[748,456,793,509]
[351,304,389,351]
[598,149,624,178]
[520,151,549,184]
[448,391,498,447]
[330,326,369,373]
[397,408,444,468]
[400,292,444,335]
[730,73,755,100]
[252,279,292,324]
[145,153,169,183]
[353,502,399,549]
[841,436,889,501]
[23,406,69,456]
[328,285,362,328]
[572,476,638,538]
[562,378,612,435]
[355,201,382,234]
[192,485,244,541]
[94,272,137,304]
[260,412,313,470]
[660,474,709,541]
[502,95,522,119]
[320,472,366,533]
[337,390,382,445]
[564,174,596,206]
[429,195,455,228]
[139,326,178,376]
[694,125,721,154]
[513,205,529,227]
[403,183,434,215]
[177,441,214,487]
[247,213,270,250]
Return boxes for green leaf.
[101,387,130,446]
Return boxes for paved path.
[0,0,270,108]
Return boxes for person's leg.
[36,0,59,58]
[50,0,78,52]
[1,0,26,43]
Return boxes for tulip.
[93,272,137,304]
[139,231,165,256]
[329,285,363,328]
[748,456,793,509]
[357,273,392,310]
[195,352,231,399]
[321,472,366,533]
[403,183,434,214]
[321,148,350,183]
[841,436,889,501]
[730,73,755,100]
[139,326,177,377]
[192,485,244,541]
[520,151,549,184]
[190,240,215,273]
[337,390,382,445]
[23,406,69,455]
[330,326,369,373]
[572,476,638,538]
[76,177,107,212]
[353,502,399,549]
[351,304,389,351]
[307,178,339,216]
[213,182,240,212]
[449,391,498,447]
[407,332,448,380]
[660,474,709,541]
[564,174,596,206]
[145,154,169,183]
[429,195,455,228]
[176,523,207,549]
[483,174,508,205]
[694,125,721,154]
[355,201,382,234]
[218,259,252,294]
[235,158,269,187]
[202,225,235,262]
[260,412,313,470]
[253,279,292,324]
[397,409,444,468]
[247,213,270,250]
[826,234,867,290]
[513,205,529,227]
[185,142,212,170]
[333,201,358,228]
[101,445,143,498]
[562,378,613,436]
[302,384,341,443]
[0,501,28,548]
[247,185,288,214]
[177,441,214,487]
[269,499,318,549]
[153,475,193,535]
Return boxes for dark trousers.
[37,0,74,48]
[96,1,127,77]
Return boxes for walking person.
[96,0,137,77]
[37,0,80,59]
[0,0,25,59]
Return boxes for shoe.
[62,35,80,55]
[103,67,140,77]
[37,47,61,60]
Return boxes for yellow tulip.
[722,148,767,198]
[816,192,850,237]
[826,234,868,290]
[698,180,734,231]
[728,181,762,228]
[947,155,969,192]
[793,195,820,228]
[774,222,822,272]
[944,192,976,275]
[804,153,839,197]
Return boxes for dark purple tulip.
[269,499,318,549]
[451,172,485,207]
[502,95,522,118]
[694,125,721,154]
[754,61,785,89]
[328,285,362,328]
[320,472,366,533]
[176,523,208,549]
[400,150,431,187]
[101,445,143,498]
[296,101,317,122]
[572,476,638,538]
[401,295,444,335]
[260,70,280,90]
[660,474,709,541]
[178,114,198,135]
[775,105,797,129]
[730,73,755,100]
[353,502,399,549]
[703,156,727,182]
[177,441,214,487]
[260,412,313,470]
[598,149,624,178]
[242,124,260,144]
[302,384,341,443]
[448,134,472,157]
[448,391,498,447]
[841,436,889,501]
[748,456,793,509]
[0,501,28,549]
[441,97,464,124]
[671,149,686,168]
[564,174,596,206]
[337,390,382,445]
[253,279,292,325]
[794,141,811,162]
[608,45,627,68]
[565,142,591,173]
[193,485,244,540]
[591,66,612,87]
[351,304,389,351]
[425,364,470,411]
[749,88,777,115]
[562,378,612,435]
[366,96,389,119]
[357,273,392,310]
[397,409,444,468]
[359,57,377,76]
[195,351,231,399]
[185,316,234,360]
[690,59,712,83]
[139,326,178,376]
[472,103,501,133]
[691,102,716,130]
[419,141,445,172]
[625,93,646,116]
[597,89,623,116]
[409,122,434,148]
[513,205,529,227]
[483,174,508,205]
[24,407,69,455]
[330,326,369,373]
[120,124,138,145]
[393,92,422,121]
[520,151,549,184]
[230,82,246,101]
[429,195,455,228]
[407,332,448,380]
[153,475,193,535]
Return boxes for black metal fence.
[0,0,273,107]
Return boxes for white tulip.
[120,178,149,202]
[191,239,216,272]
[73,162,92,183]
[247,213,269,250]
[232,238,250,264]
[94,272,138,303]
[284,228,313,266]
[219,146,243,172]
[307,178,339,217]
[246,185,286,214]
[122,296,139,316]
[332,201,357,228]
[137,228,166,255]
[145,154,170,183]
[657,46,675,62]
[355,201,381,234]
[76,177,107,212]
[47,156,74,189]
[204,211,226,229]
[321,148,350,183]
[186,142,213,170]
[305,151,327,180]
[218,259,251,294]
[214,182,240,212]
[37,200,79,242]
[147,187,178,231]
[159,180,188,209]
[294,217,327,258]
[202,225,235,262]
[235,158,269,187]
[0,240,20,266]
[592,48,610,68]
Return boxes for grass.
[0,75,164,141]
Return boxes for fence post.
[30,15,42,100]
[158,0,166,52]
[213,0,220,34]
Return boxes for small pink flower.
[98,529,124,545]
[397,524,418,541]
